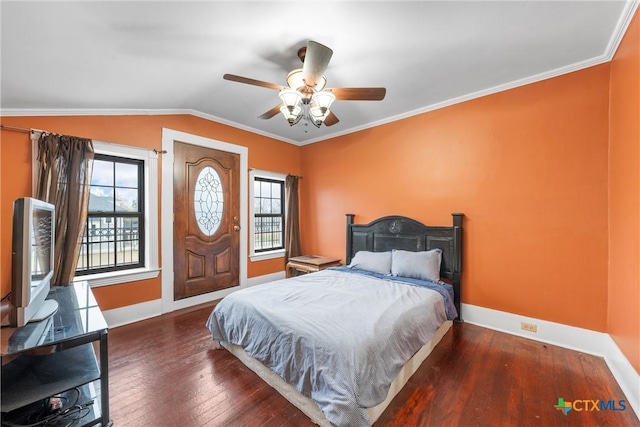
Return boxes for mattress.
[219,319,452,425]
[207,268,456,426]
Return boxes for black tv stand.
[1,283,111,427]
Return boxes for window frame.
[249,169,287,261]
[76,153,146,276]
[32,136,160,287]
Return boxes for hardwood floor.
[108,304,638,427]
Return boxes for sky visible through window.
[89,159,139,212]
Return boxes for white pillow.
[348,251,392,275]
[391,249,442,281]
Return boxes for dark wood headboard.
[345,213,463,322]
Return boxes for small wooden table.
[286,255,342,278]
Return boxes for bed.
[206,213,463,426]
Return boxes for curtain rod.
[0,123,166,154]
[0,124,41,133]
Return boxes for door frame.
[161,128,248,313]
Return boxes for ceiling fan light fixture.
[311,91,335,111]
[279,88,302,110]
[280,104,302,125]
[309,105,329,126]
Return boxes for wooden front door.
[173,142,240,300]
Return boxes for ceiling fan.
[223,41,386,128]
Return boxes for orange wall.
[608,10,640,374]
[0,114,300,310]
[0,22,634,362]
[300,64,611,332]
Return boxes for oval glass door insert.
[194,166,224,236]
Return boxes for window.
[250,170,286,260]
[254,177,284,251]
[31,135,160,287]
[76,154,145,275]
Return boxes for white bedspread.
[206,269,448,426]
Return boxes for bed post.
[452,213,463,323]
[346,214,355,265]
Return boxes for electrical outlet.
[521,322,537,333]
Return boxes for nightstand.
[286,255,342,278]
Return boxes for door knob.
[233,225,241,231]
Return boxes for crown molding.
[0,107,304,146]
[300,1,640,145]
[605,0,639,61]
[185,109,301,146]
[0,108,185,117]
[2,1,637,148]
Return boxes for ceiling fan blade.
[328,87,386,101]
[302,41,333,89]
[324,111,339,126]
[223,74,284,91]
[258,104,283,120]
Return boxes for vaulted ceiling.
[1,1,637,145]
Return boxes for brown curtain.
[36,133,94,286]
[284,174,302,263]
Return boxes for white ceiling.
[1,1,637,145]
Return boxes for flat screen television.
[10,197,58,327]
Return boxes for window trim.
[254,177,285,253]
[32,136,160,287]
[249,169,286,262]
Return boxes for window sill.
[250,249,285,262]
[73,267,161,288]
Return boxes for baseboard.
[462,303,639,421]
[461,303,608,355]
[102,299,162,328]
[604,334,640,419]
[246,271,286,287]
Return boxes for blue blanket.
[328,266,458,320]
[207,269,451,426]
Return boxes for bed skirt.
[220,320,453,426]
